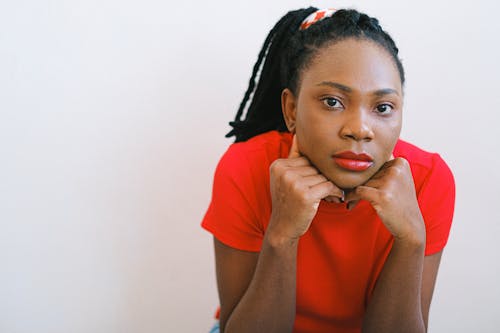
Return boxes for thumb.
[288,134,302,158]
[352,186,380,207]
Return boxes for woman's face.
[282,38,403,190]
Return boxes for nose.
[339,109,374,142]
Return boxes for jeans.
[209,320,220,333]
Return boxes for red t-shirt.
[202,130,455,333]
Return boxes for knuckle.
[283,169,296,183]
[354,186,364,195]
[395,157,410,169]
[301,191,313,203]
[316,174,327,182]
[379,190,393,203]
[269,159,286,175]
[398,157,409,165]
[388,165,403,177]
[269,160,281,174]
[291,181,303,193]
[306,167,320,177]
[274,158,287,167]
[290,181,307,198]
[327,182,338,193]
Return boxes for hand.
[267,135,344,241]
[345,157,425,244]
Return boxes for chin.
[326,173,371,190]
[332,179,364,191]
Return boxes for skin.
[215,38,443,333]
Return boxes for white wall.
[1,0,499,332]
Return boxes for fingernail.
[340,190,345,203]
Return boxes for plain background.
[1,0,499,332]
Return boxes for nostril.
[344,134,358,140]
[340,123,374,141]
[343,133,372,142]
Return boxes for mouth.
[332,151,374,172]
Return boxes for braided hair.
[226,7,405,142]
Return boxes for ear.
[281,88,297,133]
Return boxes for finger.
[288,165,320,177]
[309,181,344,201]
[344,190,361,206]
[301,174,328,187]
[382,157,399,168]
[360,176,385,189]
[280,156,311,167]
[346,199,359,210]
[349,185,380,206]
[362,160,394,182]
[342,189,357,210]
[288,134,301,159]
[324,195,342,204]
[363,157,405,184]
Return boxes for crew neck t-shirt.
[201,130,455,333]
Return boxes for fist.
[346,157,425,244]
[268,135,344,240]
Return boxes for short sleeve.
[201,146,265,252]
[417,154,456,256]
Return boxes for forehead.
[299,38,402,94]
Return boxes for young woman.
[202,7,455,333]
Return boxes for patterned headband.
[299,8,337,30]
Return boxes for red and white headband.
[299,8,337,30]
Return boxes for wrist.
[393,216,426,247]
[264,225,300,250]
[393,232,426,252]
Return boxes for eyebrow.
[316,81,400,97]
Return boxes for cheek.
[295,114,329,149]
[377,119,402,157]
[295,102,333,137]
[294,106,319,146]
[386,116,402,141]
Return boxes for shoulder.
[394,139,439,169]
[394,139,454,190]
[216,130,293,178]
[395,140,456,255]
[203,131,292,251]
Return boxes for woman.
[202,7,455,333]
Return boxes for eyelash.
[321,97,395,115]
[321,97,344,109]
[375,103,394,115]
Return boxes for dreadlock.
[226,7,405,142]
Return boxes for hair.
[226,7,405,142]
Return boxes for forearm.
[223,231,298,333]
[362,237,426,333]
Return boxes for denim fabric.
[209,321,219,333]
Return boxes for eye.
[322,97,343,109]
[375,103,394,114]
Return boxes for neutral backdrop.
[1,0,499,332]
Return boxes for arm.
[421,251,442,328]
[362,243,442,333]
[346,157,443,333]
[215,233,298,333]
[215,136,343,333]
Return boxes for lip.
[332,151,374,171]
